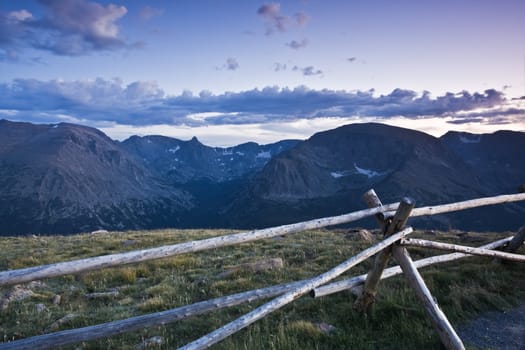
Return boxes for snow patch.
[459,135,481,144]
[354,164,382,178]
[235,151,245,156]
[256,151,271,159]
[52,124,59,128]
[330,172,345,179]
[167,146,180,153]
[222,149,233,156]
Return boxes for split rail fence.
[1,190,525,349]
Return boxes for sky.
[1,0,524,146]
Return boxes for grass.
[0,228,523,349]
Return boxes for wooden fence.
[1,190,525,349]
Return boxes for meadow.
[0,228,524,349]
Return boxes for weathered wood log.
[0,280,307,350]
[0,203,399,287]
[363,189,387,229]
[392,246,465,350]
[353,195,415,313]
[179,227,414,350]
[400,192,525,218]
[313,235,513,298]
[504,225,525,253]
[400,238,525,262]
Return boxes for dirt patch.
[458,303,525,349]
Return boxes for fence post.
[353,191,414,313]
[392,247,465,350]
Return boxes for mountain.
[0,120,192,235]
[225,123,524,231]
[120,135,299,227]
[121,135,299,184]
[440,130,525,194]
[0,119,523,235]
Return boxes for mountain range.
[0,119,523,235]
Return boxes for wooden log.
[0,203,399,287]
[392,246,465,350]
[398,192,525,218]
[353,196,415,313]
[504,225,525,253]
[0,280,307,350]
[363,189,387,229]
[313,236,514,298]
[400,238,525,262]
[179,227,414,350]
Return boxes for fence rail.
[1,190,524,350]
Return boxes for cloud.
[286,38,308,50]
[446,117,485,125]
[257,3,310,35]
[0,78,522,130]
[139,6,163,22]
[216,58,239,71]
[226,57,239,70]
[0,0,134,58]
[7,10,33,21]
[274,62,287,71]
[257,3,287,34]
[294,12,310,26]
[293,65,323,76]
[347,57,357,63]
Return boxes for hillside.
[0,120,192,234]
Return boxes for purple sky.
[1,0,524,145]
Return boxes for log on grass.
[179,227,414,350]
[400,238,525,262]
[0,203,399,287]
[0,280,307,350]
[313,236,514,298]
[392,246,465,350]
[504,225,525,253]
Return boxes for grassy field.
[0,227,524,349]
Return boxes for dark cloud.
[446,118,485,125]
[286,38,308,50]
[293,65,323,76]
[347,57,357,63]
[0,0,134,58]
[0,79,521,128]
[257,3,310,35]
[257,3,287,34]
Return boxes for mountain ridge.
[0,119,523,235]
